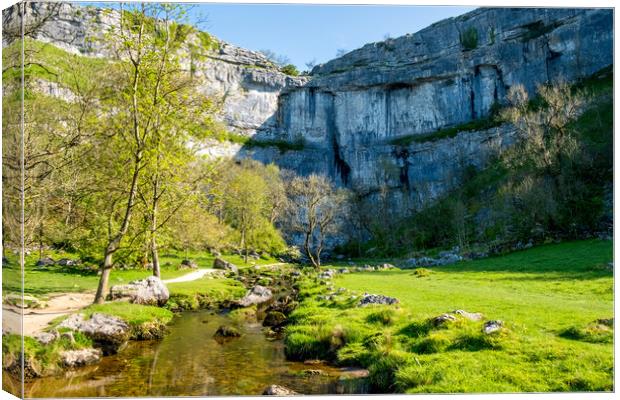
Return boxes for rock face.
[58,313,130,355]
[109,276,170,306]
[256,8,613,204]
[7,4,613,211]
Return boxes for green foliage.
[281,64,300,76]
[460,27,478,51]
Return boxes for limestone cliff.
[258,7,613,203]
[4,3,613,206]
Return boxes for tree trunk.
[304,231,319,269]
[94,247,114,304]
[151,235,160,278]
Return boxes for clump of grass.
[366,308,397,325]
[411,268,432,278]
[81,302,174,340]
[368,349,412,392]
[412,331,452,354]
[559,323,613,344]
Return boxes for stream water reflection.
[10,310,367,397]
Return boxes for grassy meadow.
[285,239,614,393]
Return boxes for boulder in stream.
[60,348,102,367]
[58,313,130,355]
[214,325,241,339]
[236,285,273,307]
[262,384,299,396]
[109,276,169,306]
[263,311,287,328]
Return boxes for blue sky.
[83,2,474,70]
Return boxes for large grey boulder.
[235,285,273,307]
[59,313,130,355]
[109,276,169,306]
[60,348,102,367]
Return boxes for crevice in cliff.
[326,93,351,186]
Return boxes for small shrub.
[460,27,478,51]
[281,64,300,76]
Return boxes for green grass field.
[285,239,613,393]
[2,249,277,297]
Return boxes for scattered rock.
[34,331,58,345]
[58,313,130,355]
[213,257,239,274]
[453,309,484,321]
[57,258,79,267]
[263,311,287,327]
[303,359,323,365]
[483,320,504,334]
[35,257,55,267]
[180,259,198,269]
[236,285,273,307]
[109,276,169,306]
[214,325,241,339]
[302,369,328,376]
[60,348,102,367]
[432,313,458,326]
[358,293,399,307]
[596,318,613,327]
[318,269,336,279]
[262,385,299,396]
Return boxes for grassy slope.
[286,240,613,393]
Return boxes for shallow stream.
[7,310,368,397]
